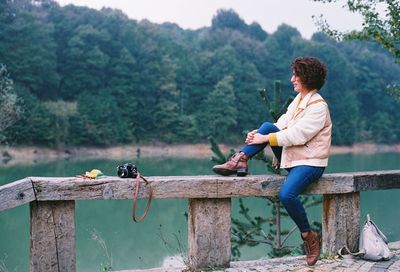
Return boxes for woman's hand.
[245,129,257,144]
[246,133,269,145]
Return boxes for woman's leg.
[278,165,325,232]
[212,122,281,176]
[278,165,325,266]
[240,122,282,160]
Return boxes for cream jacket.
[269,90,332,168]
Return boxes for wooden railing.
[1,170,400,271]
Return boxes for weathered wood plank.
[322,192,360,256]
[0,170,397,203]
[30,172,362,201]
[354,170,400,191]
[0,178,36,212]
[188,198,231,270]
[30,201,75,272]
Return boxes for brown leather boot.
[212,152,249,176]
[302,230,321,266]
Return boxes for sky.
[55,0,365,39]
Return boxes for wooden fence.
[1,170,400,271]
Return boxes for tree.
[313,0,400,101]
[70,90,126,146]
[247,22,268,41]
[313,0,399,61]
[154,56,180,142]
[1,2,400,146]
[232,62,265,131]
[3,86,56,145]
[262,24,303,81]
[0,65,20,141]
[204,45,241,84]
[60,24,110,99]
[211,9,268,41]
[43,100,77,148]
[204,76,238,140]
[0,0,59,99]
[106,47,139,142]
[211,9,247,32]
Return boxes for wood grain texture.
[0,170,392,203]
[29,173,359,201]
[188,198,231,270]
[0,178,35,212]
[30,201,75,272]
[353,170,400,191]
[322,192,360,256]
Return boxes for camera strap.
[132,172,153,222]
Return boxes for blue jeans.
[240,122,282,159]
[279,165,325,232]
[240,122,325,232]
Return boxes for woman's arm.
[270,103,328,147]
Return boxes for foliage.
[70,91,127,146]
[212,9,247,32]
[43,100,77,148]
[387,83,400,100]
[157,225,189,268]
[204,76,237,141]
[90,229,113,271]
[231,197,322,259]
[211,9,268,41]
[0,65,20,140]
[313,0,400,100]
[0,1,399,147]
[259,81,293,123]
[313,0,400,61]
[0,0,59,99]
[3,86,56,145]
[208,136,235,164]
[154,56,180,142]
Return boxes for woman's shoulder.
[308,92,328,106]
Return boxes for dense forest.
[1,0,399,147]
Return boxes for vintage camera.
[117,163,138,178]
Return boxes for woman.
[212,56,332,266]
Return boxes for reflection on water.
[0,153,399,271]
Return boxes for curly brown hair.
[291,57,327,91]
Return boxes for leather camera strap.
[132,172,153,222]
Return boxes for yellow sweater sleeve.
[269,133,278,146]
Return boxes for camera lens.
[117,163,138,178]
[117,166,128,178]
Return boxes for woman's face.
[290,72,308,94]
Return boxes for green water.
[0,153,399,271]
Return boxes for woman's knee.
[278,189,292,205]
[258,122,278,134]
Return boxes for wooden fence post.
[30,201,75,272]
[188,198,231,270]
[322,192,360,255]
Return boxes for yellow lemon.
[85,169,103,178]
[90,169,102,175]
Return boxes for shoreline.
[1,143,400,167]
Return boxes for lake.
[0,153,399,271]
